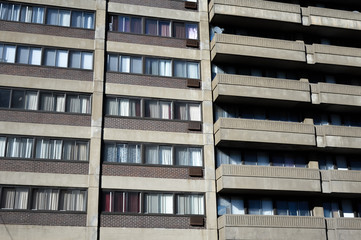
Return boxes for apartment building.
[1,0,361,240]
[210,0,361,240]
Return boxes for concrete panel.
[8,0,97,10]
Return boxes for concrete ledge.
[311,83,361,107]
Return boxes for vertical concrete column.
[87,1,106,239]
[200,0,217,239]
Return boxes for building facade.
[1,0,361,240]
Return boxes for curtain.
[159,59,171,76]
[108,54,119,71]
[129,99,140,116]
[128,192,140,213]
[159,21,170,37]
[119,16,130,32]
[145,100,158,118]
[32,7,44,24]
[103,192,112,212]
[83,12,94,29]
[177,195,204,215]
[176,147,187,166]
[189,104,201,121]
[113,192,124,212]
[160,102,171,119]
[145,19,157,35]
[174,60,186,78]
[16,46,29,64]
[25,91,38,110]
[160,146,172,165]
[71,11,82,28]
[67,95,80,113]
[145,194,158,213]
[44,49,56,66]
[56,50,68,68]
[81,52,93,70]
[7,137,33,158]
[79,96,90,113]
[161,194,173,214]
[186,24,198,39]
[63,141,75,160]
[146,146,158,164]
[116,143,127,163]
[173,22,185,39]
[120,56,130,73]
[3,45,16,63]
[145,58,158,75]
[77,142,88,161]
[189,148,202,166]
[107,98,118,115]
[6,4,20,21]
[131,17,141,34]
[36,139,62,159]
[175,103,187,120]
[128,144,141,163]
[104,144,116,162]
[33,189,59,210]
[29,48,41,65]
[131,57,142,74]
[187,62,199,79]
[69,51,81,68]
[46,9,57,25]
[59,10,70,26]
[40,93,54,111]
[119,99,130,116]
[0,137,6,157]
[60,190,86,211]
[56,94,65,112]
[1,188,15,209]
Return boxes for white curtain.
[108,55,118,71]
[25,91,38,110]
[67,96,80,113]
[41,93,54,111]
[119,99,130,116]
[1,188,15,209]
[189,104,201,121]
[176,103,187,120]
[59,10,70,27]
[81,52,93,70]
[160,102,171,119]
[33,189,59,210]
[77,142,88,161]
[63,141,74,160]
[176,147,187,165]
[146,101,158,118]
[80,96,89,113]
[120,56,130,73]
[187,62,199,79]
[146,146,158,164]
[7,137,33,158]
[159,59,171,76]
[116,144,127,163]
[131,57,142,74]
[32,7,44,24]
[128,144,141,163]
[174,60,186,78]
[177,195,204,215]
[36,139,62,159]
[0,137,6,157]
[3,45,16,63]
[146,58,159,75]
[104,144,116,162]
[107,98,119,115]
[56,50,68,68]
[189,148,202,166]
[56,94,65,112]
[29,48,41,65]
[60,190,86,211]
[83,12,94,29]
[160,146,172,165]
[14,188,28,209]
[186,24,198,39]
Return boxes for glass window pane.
[120,56,130,73]
[187,62,199,79]
[145,58,158,75]
[16,46,30,64]
[145,19,157,35]
[56,50,68,67]
[0,89,11,108]
[11,90,25,109]
[29,48,41,65]
[25,91,38,110]
[131,57,142,74]
[69,51,81,68]
[81,52,93,70]
[83,12,94,29]
[131,17,141,34]
[46,9,58,25]
[173,22,185,39]
[186,23,198,39]
[0,136,6,157]
[174,60,186,78]
[248,200,261,215]
[32,7,44,24]
[342,200,354,218]
[189,104,201,121]
[59,10,70,26]
[159,21,171,37]
[44,49,56,66]
[3,45,16,63]
[276,201,288,215]
[108,54,118,72]
[71,11,82,28]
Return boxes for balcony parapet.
[211,34,306,62]
[214,118,316,146]
[316,125,361,149]
[212,74,310,103]
[321,170,361,194]
[311,83,361,107]
[326,218,361,230]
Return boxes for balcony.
[218,215,326,240]
[212,74,311,104]
[209,0,302,24]
[216,164,321,193]
[326,218,361,240]
[321,170,361,194]
[311,83,361,107]
[302,6,361,31]
[211,34,306,63]
[214,118,316,146]
[306,44,361,68]
[316,125,361,149]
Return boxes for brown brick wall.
[102,164,202,179]
[104,117,201,133]
[0,110,91,126]
[106,72,192,89]
[0,64,93,81]
[0,211,87,226]
[109,0,197,11]
[0,159,89,175]
[107,32,190,49]
[100,214,205,229]
[0,21,95,39]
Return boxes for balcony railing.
[311,83,361,107]
[321,170,361,194]
[316,125,361,149]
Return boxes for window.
[0,3,20,21]
[0,89,10,108]
[145,100,172,119]
[175,147,202,166]
[62,140,88,161]
[46,8,70,27]
[71,11,94,29]
[319,155,361,171]
[109,15,141,33]
[44,49,68,67]
[40,92,65,112]
[66,94,91,113]
[69,51,93,70]
[145,145,173,165]
[218,196,244,215]
[59,189,87,211]
[145,19,171,37]
[32,188,60,210]
[107,54,142,73]
[44,48,93,69]
[1,187,28,209]
[177,194,204,215]
[248,199,273,215]
[20,5,44,24]
[174,102,201,121]
[16,46,41,65]
[103,143,141,164]
[0,137,5,157]
[35,139,63,160]
[145,58,172,76]
[323,200,361,218]
[0,44,16,63]
[174,60,199,79]
[145,193,173,214]
[102,192,140,213]
[6,137,34,158]
[276,200,310,216]
[106,97,140,116]
[10,90,38,110]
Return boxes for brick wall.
[0,211,87,226]
[109,0,197,11]
[102,164,202,179]
[106,72,192,89]
[0,64,93,81]
[107,32,190,49]
[0,21,95,39]
[100,214,206,229]
[0,110,91,126]
[0,159,89,175]
[104,117,201,133]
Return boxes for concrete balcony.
[209,0,302,23]
[214,118,316,146]
[311,83,361,107]
[212,74,311,103]
[211,34,306,62]
[218,215,326,240]
[306,44,361,68]
[326,218,361,240]
[216,164,321,193]
[321,170,361,194]
[316,125,361,149]
[302,6,361,30]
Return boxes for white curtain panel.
[160,102,171,119]
[176,147,187,165]
[189,148,202,166]
[32,7,44,23]
[189,104,201,121]
[107,98,119,115]
[147,101,158,118]
[0,137,6,157]
[128,144,141,163]
[7,137,21,157]
[187,62,199,79]
[160,146,172,165]
[117,144,127,163]
[81,52,93,70]
[29,48,41,65]
[146,146,158,164]
[56,50,68,68]
[2,188,15,209]
[120,56,130,73]
[3,45,16,63]
[77,142,88,161]
[25,91,38,110]
[59,10,70,26]
[186,24,198,39]
[119,99,130,116]
[84,12,94,29]
[14,188,28,209]
[55,94,65,112]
